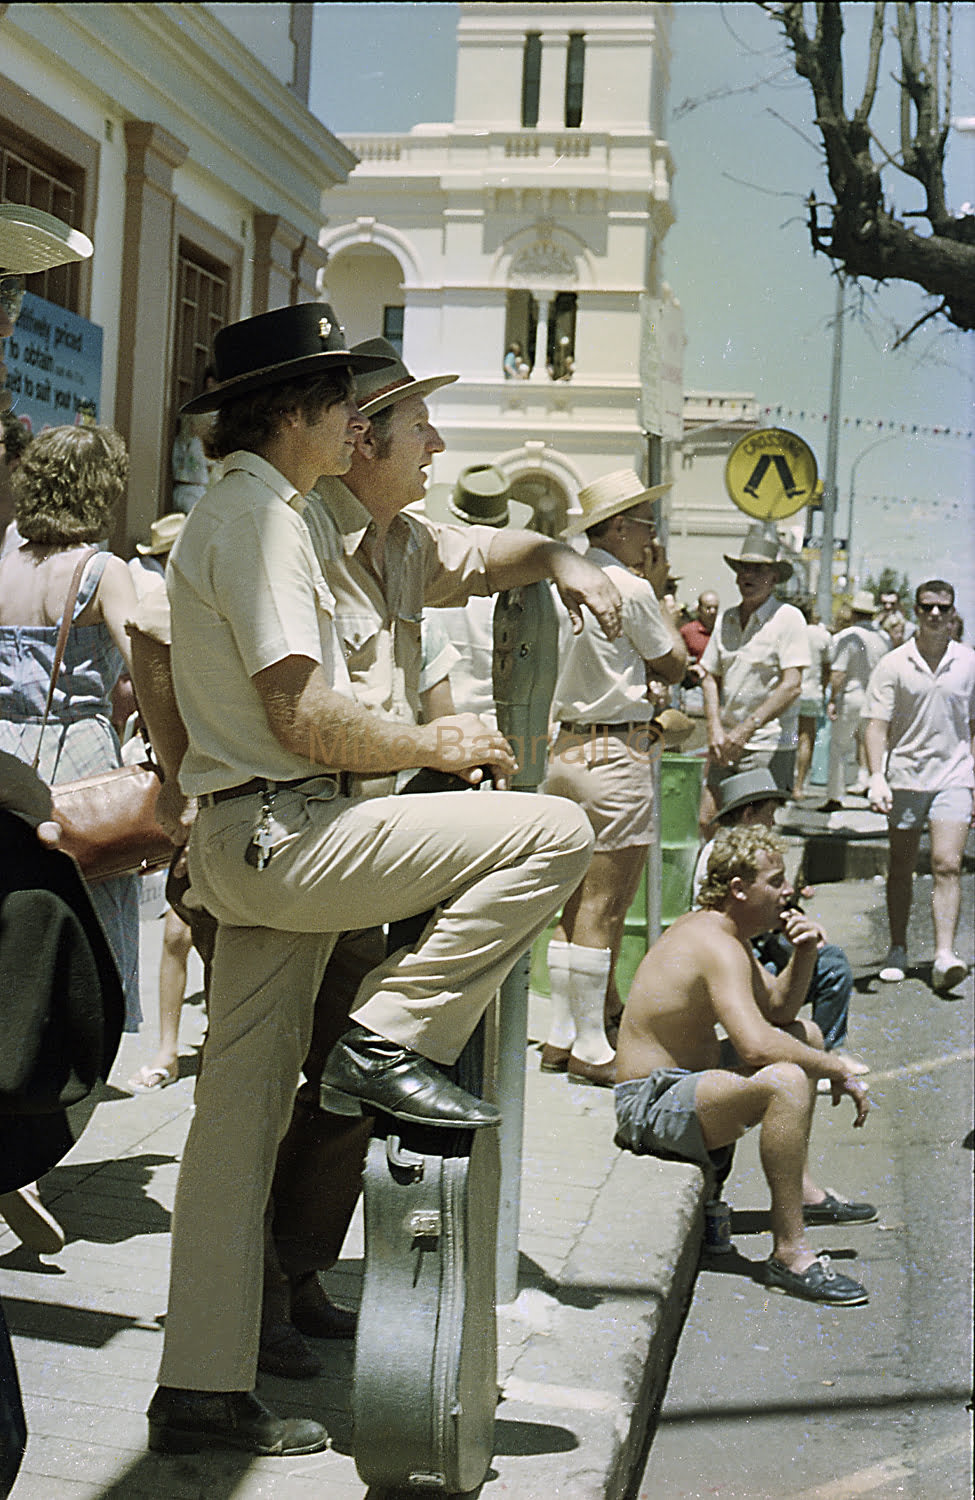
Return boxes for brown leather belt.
[198,772,353,808]
[560,720,659,737]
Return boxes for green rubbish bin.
[530,753,705,1005]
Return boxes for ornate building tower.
[320,1,680,534]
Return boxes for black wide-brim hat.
[180,303,394,414]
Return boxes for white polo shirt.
[167,451,354,795]
[863,637,975,790]
[549,546,674,726]
[700,595,810,751]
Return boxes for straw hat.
[136,513,185,556]
[723,525,794,582]
[446,465,534,529]
[350,337,459,417]
[715,768,790,821]
[180,304,393,415]
[561,469,672,538]
[0,203,93,274]
[849,589,880,616]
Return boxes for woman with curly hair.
[0,423,142,1029]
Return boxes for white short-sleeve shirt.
[167,451,354,795]
[700,595,810,751]
[550,546,674,725]
[862,637,975,790]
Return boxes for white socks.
[545,941,616,1065]
[545,940,576,1050]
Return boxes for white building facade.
[320,1,680,537]
[1,1,348,549]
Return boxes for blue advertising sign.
[3,291,103,431]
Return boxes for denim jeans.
[753,933,853,1051]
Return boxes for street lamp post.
[846,433,901,590]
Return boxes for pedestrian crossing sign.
[724,428,818,519]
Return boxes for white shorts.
[889,785,973,831]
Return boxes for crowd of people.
[2,202,972,1473]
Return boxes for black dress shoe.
[147,1386,328,1455]
[319,1024,501,1128]
[289,1272,357,1340]
[258,1318,322,1379]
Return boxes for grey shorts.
[889,785,973,831]
[614,1069,733,1175]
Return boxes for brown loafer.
[567,1054,616,1088]
[540,1043,570,1073]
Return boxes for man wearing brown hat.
[540,470,687,1084]
[698,525,810,833]
[144,311,613,1457]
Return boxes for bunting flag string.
[761,406,972,441]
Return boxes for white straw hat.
[0,204,93,275]
[562,469,671,538]
[136,513,185,556]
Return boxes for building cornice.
[3,2,357,223]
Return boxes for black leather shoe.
[319,1025,501,1128]
[258,1318,322,1379]
[289,1272,356,1340]
[147,1386,328,1455]
[802,1191,878,1225]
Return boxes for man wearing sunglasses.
[864,579,975,992]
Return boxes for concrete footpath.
[2,819,961,1499]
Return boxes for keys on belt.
[197,772,353,808]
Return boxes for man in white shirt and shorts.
[864,578,975,992]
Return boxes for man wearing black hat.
[146,307,607,1456]
[698,525,810,832]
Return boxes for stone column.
[293,234,329,304]
[530,292,550,381]
[252,214,304,313]
[114,121,188,554]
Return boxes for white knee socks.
[567,943,615,1065]
[545,940,576,1051]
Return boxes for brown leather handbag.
[31,549,173,884]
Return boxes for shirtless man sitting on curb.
[614,824,875,1306]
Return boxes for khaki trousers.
[158,784,592,1390]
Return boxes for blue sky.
[310,2,974,626]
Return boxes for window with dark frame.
[383,304,404,356]
[521,33,542,128]
[565,33,585,129]
[1,139,84,311]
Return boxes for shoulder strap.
[30,546,99,770]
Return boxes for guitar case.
[352,1042,499,1492]
[352,771,500,1493]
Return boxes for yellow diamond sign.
[724,428,818,520]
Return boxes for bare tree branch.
[764,0,975,333]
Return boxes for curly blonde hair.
[698,824,784,910]
[13,424,129,544]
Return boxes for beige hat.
[351,338,459,417]
[0,204,93,275]
[136,513,185,556]
[723,525,794,582]
[447,465,534,529]
[849,589,880,616]
[562,469,672,538]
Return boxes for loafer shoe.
[290,1275,357,1340]
[567,1054,616,1088]
[319,1024,501,1128]
[147,1386,328,1455]
[932,954,968,993]
[802,1191,878,1225]
[540,1043,570,1073]
[879,946,907,982]
[762,1254,869,1306]
[258,1319,322,1379]
[0,1184,65,1255]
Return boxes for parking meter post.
[492,583,560,1303]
